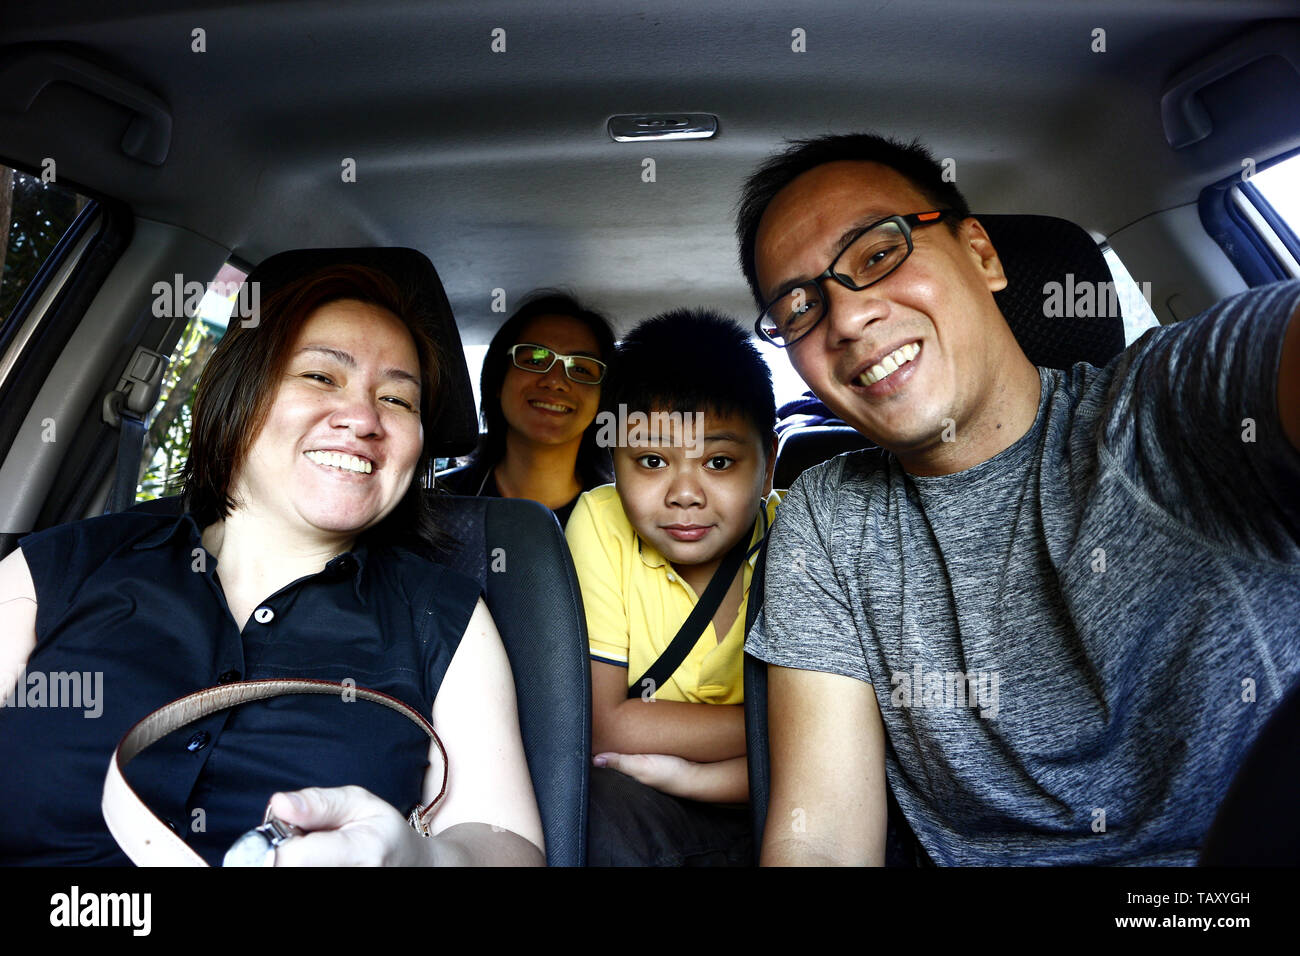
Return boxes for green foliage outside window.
[136,318,222,501]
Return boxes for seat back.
[432,494,590,866]
[983,213,1127,369]
[743,545,772,859]
[774,425,873,490]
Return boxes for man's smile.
[846,340,923,396]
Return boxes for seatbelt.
[101,345,169,513]
[627,507,769,700]
[106,408,147,513]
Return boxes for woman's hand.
[263,786,545,866]
[266,786,434,867]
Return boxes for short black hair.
[736,133,972,309]
[606,308,775,450]
[477,290,617,488]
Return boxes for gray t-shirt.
[747,280,1300,865]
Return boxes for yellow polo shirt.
[566,484,782,704]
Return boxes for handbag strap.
[627,507,769,700]
[101,679,447,866]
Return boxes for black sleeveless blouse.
[0,511,479,865]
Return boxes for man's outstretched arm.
[762,665,888,866]
[1279,301,1300,452]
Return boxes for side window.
[1241,152,1300,278]
[1202,150,1300,287]
[0,163,92,332]
[438,344,489,473]
[755,338,819,411]
[135,263,248,501]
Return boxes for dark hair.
[181,263,447,553]
[736,133,972,308]
[606,308,775,451]
[477,290,617,488]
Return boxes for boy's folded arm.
[590,659,746,762]
[679,755,747,803]
[594,753,748,803]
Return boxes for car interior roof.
[5,0,1299,341]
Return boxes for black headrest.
[980,214,1127,370]
[774,425,870,489]
[243,247,479,457]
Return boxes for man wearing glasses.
[737,133,1300,865]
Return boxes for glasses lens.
[763,282,824,345]
[565,357,605,384]
[514,345,555,371]
[833,221,909,287]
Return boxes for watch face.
[222,828,276,867]
[222,817,302,867]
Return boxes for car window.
[463,343,488,415]
[1249,153,1300,236]
[0,163,91,331]
[755,339,819,409]
[135,263,247,502]
[1241,152,1300,279]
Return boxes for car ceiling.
[3,0,1299,341]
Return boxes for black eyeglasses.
[755,210,955,348]
[508,343,607,384]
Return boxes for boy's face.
[614,407,775,576]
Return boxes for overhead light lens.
[607,113,719,142]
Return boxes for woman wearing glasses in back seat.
[440,292,616,527]
[0,264,544,866]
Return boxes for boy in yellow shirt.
[565,309,780,865]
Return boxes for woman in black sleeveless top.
[0,264,543,866]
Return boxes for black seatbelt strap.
[106,408,147,513]
[627,506,770,700]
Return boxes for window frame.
[1199,146,1300,287]
[0,159,134,548]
